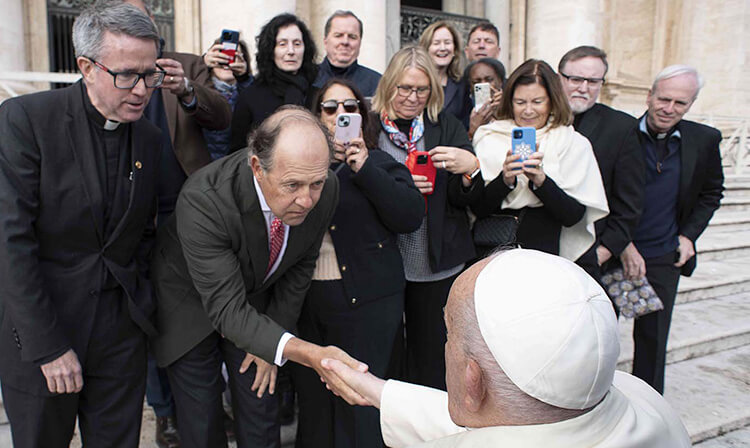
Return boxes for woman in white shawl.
[471,59,608,260]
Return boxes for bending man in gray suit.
[151,106,366,448]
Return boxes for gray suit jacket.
[151,150,338,366]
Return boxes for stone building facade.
[1,0,749,120]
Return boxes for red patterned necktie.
[266,217,285,275]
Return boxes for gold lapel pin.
[135,161,142,169]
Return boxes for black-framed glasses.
[88,57,166,89]
[559,72,605,87]
[320,99,360,115]
[396,85,431,98]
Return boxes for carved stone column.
[306,0,387,73]
[525,0,601,68]
[484,0,511,70]
[0,0,27,71]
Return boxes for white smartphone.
[474,82,492,111]
[334,113,362,143]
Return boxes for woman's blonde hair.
[418,21,464,82]
[372,46,444,123]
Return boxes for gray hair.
[324,10,363,38]
[72,2,159,59]
[652,64,704,99]
[246,105,334,172]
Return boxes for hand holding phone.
[511,127,536,163]
[219,29,240,65]
[474,82,492,112]
[406,151,436,195]
[334,113,362,144]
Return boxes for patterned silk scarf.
[380,112,425,152]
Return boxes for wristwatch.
[181,77,194,97]
[463,157,481,182]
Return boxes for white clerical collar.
[103,119,121,131]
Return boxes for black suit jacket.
[326,150,424,305]
[151,150,338,366]
[575,103,644,257]
[672,119,724,276]
[421,112,481,272]
[0,81,160,394]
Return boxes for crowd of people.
[0,1,725,448]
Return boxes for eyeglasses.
[88,58,166,89]
[396,85,431,99]
[320,99,360,115]
[559,72,605,87]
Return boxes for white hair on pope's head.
[652,65,704,100]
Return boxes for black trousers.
[166,332,280,448]
[1,289,147,448]
[632,252,681,394]
[394,275,458,392]
[293,280,403,448]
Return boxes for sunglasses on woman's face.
[320,99,360,115]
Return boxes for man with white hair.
[323,249,691,447]
[622,65,724,393]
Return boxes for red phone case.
[406,151,436,195]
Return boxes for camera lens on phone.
[513,130,522,138]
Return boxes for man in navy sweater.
[624,65,724,393]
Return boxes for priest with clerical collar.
[0,3,165,446]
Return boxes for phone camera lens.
[338,116,350,126]
[513,130,522,138]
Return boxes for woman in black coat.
[292,78,424,448]
[229,13,318,151]
[371,46,483,392]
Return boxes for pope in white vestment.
[322,249,692,448]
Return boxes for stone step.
[695,227,750,261]
[659,344,750,444]
[677,255,750,304]
[616,292,750,371]
[719,197,750,212]
[708,209,750,231]
[722,182,750,199]
[694,426,750,447]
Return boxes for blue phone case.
[511,127,536,163]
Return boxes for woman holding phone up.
[371,46,483,392]
[471,59,608,259]
[293,78,423,448]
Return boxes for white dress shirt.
[253,176,295,366]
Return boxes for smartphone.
[474,82,492,111]
[334,113,362,143]
[405,151,436,195]
[219,29,240,65]
[511,127,536,163]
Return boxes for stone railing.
[400,6,487,47]
[684,114,749,175]
[0,71,81,104]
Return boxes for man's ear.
[77,57,95,82]
[249,154,263,179]
[463,359,486,413]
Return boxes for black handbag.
[472,211,524,247]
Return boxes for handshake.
[281,337,386,408]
